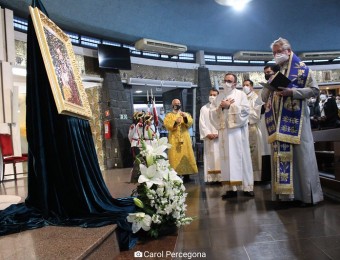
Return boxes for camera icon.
[134,251,143,257]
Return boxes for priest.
[210,73,254,198]
[164,99,198,182]
[261,37,323,206]
[199,88,221,183]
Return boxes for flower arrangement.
[127,137,193,238]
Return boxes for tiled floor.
[179,169,340,260]
[1,167,340,259]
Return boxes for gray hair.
[270,37,291,51]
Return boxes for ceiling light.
[135,90,143,93]
[215,0,252,10]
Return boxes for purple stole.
[265,53,309,195]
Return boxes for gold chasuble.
[164,111,198,175]
[265,53,309,196]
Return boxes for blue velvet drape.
[0,0,136,250]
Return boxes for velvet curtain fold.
[0,0,136,250]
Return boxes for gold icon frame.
[29,6,92,119]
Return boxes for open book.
[260,71,291,91]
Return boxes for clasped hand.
[207,133,218,140]
[220,98,235,109]
[179,112,187,118]
[176,112,186,123]
[175,117,182,124]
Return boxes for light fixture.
[215,0,252,10]
[135,90,143,93]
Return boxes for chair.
[0,134,28,181]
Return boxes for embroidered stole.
[265,53,309,195]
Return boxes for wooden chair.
[0,134,28,181]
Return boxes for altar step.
[0,224,120,259]
[0,169,179,259]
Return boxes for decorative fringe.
[208,170,221,174]
[221,181,243,186]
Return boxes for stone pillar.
[101,71,134,169]
[0,8,15,124]
[195,50,205,67]
[195,66,212,142]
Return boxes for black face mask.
[265,74,273,81]
[173,105,181,110]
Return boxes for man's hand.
[175,117,182,124]
[277,87,293,97]
[180,112,187,118]
[206,134,218,140]
[220,98,235,109]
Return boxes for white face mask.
[243,86,251,95]
[320,94,327,101]
[309,98,316,103]
[336,100,340,104]
[274,53,289,64]
[209,96,216,103]
[223,82,233,93]
[160,111,164,115]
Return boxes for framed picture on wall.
[242,73,250,81]
[29,6,92,119]
[322,71,331,82]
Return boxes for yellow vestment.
[164,112,198,175]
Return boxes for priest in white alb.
[199,88,221,183]
[242,79,263,181]
[210,73,254,198]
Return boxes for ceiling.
[1,0,339,55]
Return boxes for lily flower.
[147,138,172,158]
[127,212,152,233]
[164,168,183,183]
[127,134,193,238]
[138,164,164,188]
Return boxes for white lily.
[164,168,183,183]
[127,212,152,233]
[157,137,172,149]
[138,164,164,188]
[131,135,193,236]
[146,137,171,159]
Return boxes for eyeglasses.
[272,49,287,55]
[223,80,234,83]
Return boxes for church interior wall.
[11,35,340,170]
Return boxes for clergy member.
[199,88,221,183]
[242,79,263,181]
[164,99,198,182]
[210,73,254,198]
[261,37,323,206]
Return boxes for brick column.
[195,66,212,142]
[101,71,134,168]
